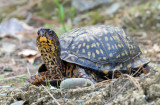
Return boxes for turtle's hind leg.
[77,68,96,83]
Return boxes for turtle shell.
[59,25,149,73]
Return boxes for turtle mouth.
[39,37,47,42]
[38,36,52,44]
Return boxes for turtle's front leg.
[27,64,63,86]
[27,72,47,86]
[77,68,96,83]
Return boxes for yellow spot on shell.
[112,45,115,49]
[86,37,90,42]
[71,57,75,61]
[127,63,131,68]
[100,49,103,54]
[108,47,111,50]
[104,29,108,34]
[125,50,128,55]
[88,52,91,56]
[122,30,126,37]
[78,44,81,48]
[113,36,116,40]
[72,46,75,49]
[102,70,109,74]
[115,44,118,49]
[116,36,120,41]
[82,49,85,53]
[103,57,106,60]
[121,44,124,47]
[98,57,101,60]
[116,66,120,69]
[96,43,100,46]
[83,43,86,47]
[120,63,123,67]
[110,37,113,41]
[80,38,84,41]
[121,53,125,56]
[107,43,110,47]
[92,53,95,58]
[76,50,79,53]
[86,45,90,49]
[105,36,108,41]
[106,66,110,69]
[130,51,132,54]
[96,50,100,55]
[101,65,104,68]
[116,54,120,58]
[91,43,96,48]
[109,53,113,57]
[118,44,121,48]
[96,63,98,66]
[91,37,94,40]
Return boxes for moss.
[89,12,105,24]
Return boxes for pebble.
[10,100,24,105]
[77,100,85,104]
[72,0,110,12]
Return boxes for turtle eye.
[49,31,54,36]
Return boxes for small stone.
[10,100,24,105]
[0,93,7,96]
[50,86,57,90]
[145,78,152,84]
[77,100,84,104]
[72,0,110,12]
[107,3,120,15]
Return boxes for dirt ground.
[0,64,160,105]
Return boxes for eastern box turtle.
[27,25,150,86]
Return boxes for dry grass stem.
[42,85,61,105]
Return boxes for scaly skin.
[27,28,97,86]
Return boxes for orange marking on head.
[40,37,47,42]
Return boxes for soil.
[0,64,160,105]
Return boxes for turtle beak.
[39,37,47,42]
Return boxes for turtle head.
[37,28,57,41]
[37,28,60,56]
[36,28,63,80]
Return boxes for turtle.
[27,25,150,86]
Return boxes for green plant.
[44,24,52,29]
[54,0,66,32]
[70,7,75,21]
[54,0,75,33]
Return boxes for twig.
[42,85,61,105]
[123,74,142,91]
[27,63,31,76]
[105,81,130,104]
[29,15,60,25]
